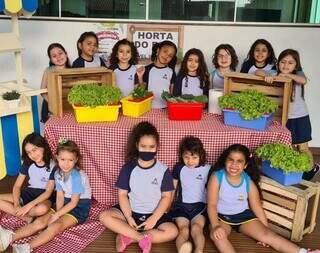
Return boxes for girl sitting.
[0,133,55,251]
[99,121,178,253]
[207,144,320,253]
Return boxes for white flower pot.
[4,98,21,109]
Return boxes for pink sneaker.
[138,234,152,253]
[308,250,320,253]
[116,234,133,252]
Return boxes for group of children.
[39,31,318,181]
[0,122,320,253]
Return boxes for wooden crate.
[224,72,292,126]
[47,67,115,117]
[260,176,320,242]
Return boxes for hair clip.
[58,137,68,145]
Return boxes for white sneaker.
[0,225,13,251]
[12,243,32,253]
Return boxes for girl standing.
[173,48,210,97]
[99,121,178,253]
[72,31,106,68]
[240,39,276,75]
[0,133,55,251]
[211,44,238,91]
[40,43,71,123]
[171,136,210,253]
[207,144,319,253]
[264,49,317,180]
[10,139,92,253]
[109,39,139,97]
[137,40,177,108]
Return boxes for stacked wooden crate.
[260,176,320,241]
[224,72,292,126]
[47,67,115,117]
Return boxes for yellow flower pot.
[121,95,153,117]
[72,104,121,123]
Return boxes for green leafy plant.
[130,87,153,101]
[218,89,278,120]
[2,90,21,100]
[161,91,208,103]
[68,84,121,108]
[256,143,311,174]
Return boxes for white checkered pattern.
[44,110,291,205]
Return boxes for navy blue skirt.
[286,115,312,144]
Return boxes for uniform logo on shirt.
[139,215,146,221]
[128,74,133,80]
[41,177,48,183]
[151,178,158,185]
[196,174,203,180]
[162,74,168,80]
[238,193,245,201]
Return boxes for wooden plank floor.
[1,164,319,252]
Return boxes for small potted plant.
[161,91,208,120]
[256,143,311,185]
[68,83,122,122]
[120,87,154,117]
[2,90,21,109]
[218,89,278,130]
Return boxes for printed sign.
[128,24,184,64]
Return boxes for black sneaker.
[302,163,320,181]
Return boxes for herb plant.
[218,89,278,120]
[68,84,121,108]
[2,90,21,100]
[256,143,311,174]
[161,91,208,103]
[131,87,153,100]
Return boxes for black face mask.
[138,151,157,161]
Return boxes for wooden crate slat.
[229,81,283,96]
[265,210,293,229]
[260,181,298,200]
[262,191,296,210]
[262,200,295,219]
[268,223,291,239]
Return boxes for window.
[61,0,145,19]
[1,0,319,24]
[35,0,59,17]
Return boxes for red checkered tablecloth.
[0,200,106,253]
[44,110,291,206]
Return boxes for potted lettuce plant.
[256,143,311,185]
[218,89,278,130]
[161,91,208,120]
[67,83,122,122]
[121,87,154,117]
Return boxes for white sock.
[299,248,308,253]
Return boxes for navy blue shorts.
[218,209,257,232]
[20,188,56,206]
[286,115,312,144]
[171,202,206,221]
[53,198,91,224]
[113,204,172,230]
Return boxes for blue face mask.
[138,151,157,161]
